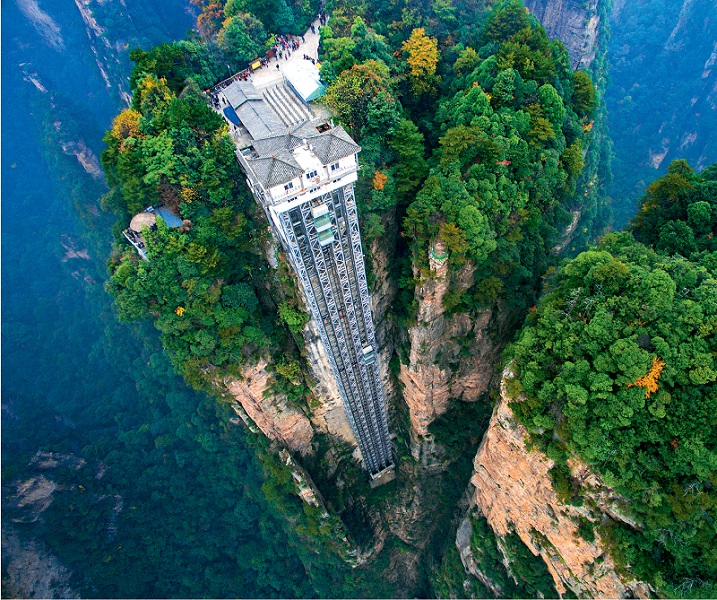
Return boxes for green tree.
[572,70,596,116]
[480,0,530,43]
[561,139,585,178]
[350,17,392,65]
[324,60,392,136]
[129,43,189,94]
[225,0,295,33]
[217,13,266,67]
[453,47,479,76]
[277,301,309,334]
[388,119,429,198]
[631,159,717,254]
[458,204,497,261]
[538,83,566,127]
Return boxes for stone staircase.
[262,83,313,127]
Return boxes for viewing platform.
[208,15,331,151]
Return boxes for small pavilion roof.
[129,212,156,232]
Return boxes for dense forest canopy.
[510,161,717,591]
[403,3,595,312]
[102,0,601,386]
[316,0,603,329]
[102,72,274,386]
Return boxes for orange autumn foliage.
[627,356,666,398]
[110,109,142,150]
[372,171,388,191]
[197,3,223,39]
[402,28,439,94]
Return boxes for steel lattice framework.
[271,185,393,475]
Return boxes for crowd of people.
[209,92,228,110]
[273,33,303,60]
[310,11,328,33]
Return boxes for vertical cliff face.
[460,367,652,598]
[224,359,315,455]
[524,0,602,69]
[399,244,519,449]
[399,246,454,441]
